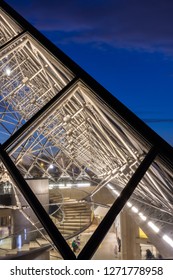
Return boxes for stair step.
[0,248,8,257]
[59,229,76,234]
[64,210,90,214]
[59,219,90,226]
[6,249,18,255]
[29,241,40,249]
[64,208,90,211]
[63,204,89,207]
[65,213,91,217]
[64,217,90,221]
[59,225,88,229]
[18,244,29,251]
[58,225,87,230]
[62,221,90,225]
[36,238,50,246]
[49,196,93,238]
[63,205,89,208]
[65,209,91,213]
[63,208,89,212]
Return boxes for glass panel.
[0,161,55,260]
[0,9,23,47]
[123,155,173,259]
[0,9,74,143]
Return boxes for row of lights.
[49,182,91,189]
[46,164,91,188]
[107,184,173,248]
[40,163,54,168]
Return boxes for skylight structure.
[0,1,173,259]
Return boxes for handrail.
[49,187,65,224]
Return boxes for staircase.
[49,189,93,239]
[0,237,51,260]
[57,198,93,239]
[0,193,93,259]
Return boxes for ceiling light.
[77,182,90,187]
[5,67,11,76]
[113,189,120,196]
[162,235,173,248]
[107,183,114,190]
[107,184,120,195]
[58,183,65,187]
[49,164,54,169]
[127,202,132,207]
[148,221,160,233]
[139,212,147,221]
[131,206,138,213]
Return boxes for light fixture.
[77,182,90,187]
[127,202,132,207]
[49,164,54,169]
[107,183,120,195]
[49,183,65,189]
[113,189,120,196]
[58,183,65,188]
[131,206,139,213]
[107,183,114,189]
[139,212,147,221]
[148,221,160,233]
[66,183,72,187]
[5,67,11,76]
[162,235,173,248]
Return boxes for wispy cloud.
[6,0,173,54]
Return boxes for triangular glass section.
[0,8,23,46]
[0,161,58,259]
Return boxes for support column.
[120,210,140,259]
[12,179,49,244]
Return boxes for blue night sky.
[5,0,173,146]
